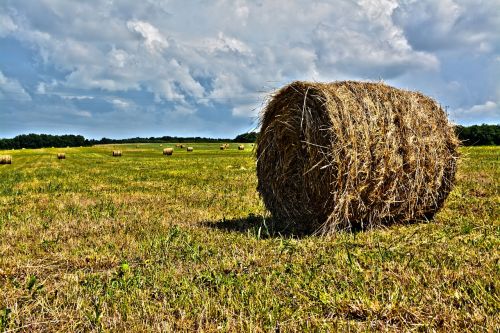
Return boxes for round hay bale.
[176,144,181,148]
[0,155,12,165]
[57,153,66,159]
[256,81,459,234]
[163,148,174,155]
[186,147,194,152]
[160,144,163,147]
[238,145,245,150]
[220,145,225,150]
[112,150,122,157]
[180,144,185,149]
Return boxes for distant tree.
[455,124,500,146]
[234,132,259,143]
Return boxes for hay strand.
[256,81,459,235]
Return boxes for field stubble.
[0,144,498,332]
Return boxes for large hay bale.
[256,81,459,234]
[57,153,66,159]
[186,147,194,152]
[112,150,122,157]
[0,155,12,165]
[163,148,174,155]
[220,145,226,150]
[238,145,245,150]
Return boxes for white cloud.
[394,0,500,53]
[204,32,252,55]
[0,13,17,36]
[73,110,92,118]
[0,71,31,101]
[126,20,168,54]
[232,102,260,117]
[0,0,498,136]
[451,101,500,124]
[111,98,130,109]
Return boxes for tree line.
[0,126,498,149]
[0,134,232,149]
[455,124,500,146]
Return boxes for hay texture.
[163,148,174,155]
[57,153,66,159]
[256,81,459,234]
[0,155,12,164]
[186,147,194,152]
[112,150,122,157]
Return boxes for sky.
[0,0,499,139]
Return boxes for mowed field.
[0,144,498,332]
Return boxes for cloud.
[451,101,500,125]
[0,0,498,137]
[393,0,500,53]
[126,20,168,54]
[0,13,17,36]
[0,70,31,101]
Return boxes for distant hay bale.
[163,148,174,155]
[220,145,225,150]
[180,144,185,148]
[176,144,181,148]
[112,150,122,157]
[186,147,194,152]
[57,153,66,159]
[0,155,12,165]
[160,144,163,147]
[238,145,245,150]
[256,81,459,235]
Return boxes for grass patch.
[0,144,498,331]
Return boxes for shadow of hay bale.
[202,213,434,239]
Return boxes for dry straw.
[0,155,12,164]
[256,81,459,235]
[57,153,66,159]
[187,147,194,152]
[163,148,174,155]
[112,150,122,157]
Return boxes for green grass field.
[0,144,498,332]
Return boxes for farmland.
[0,144,498,332]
